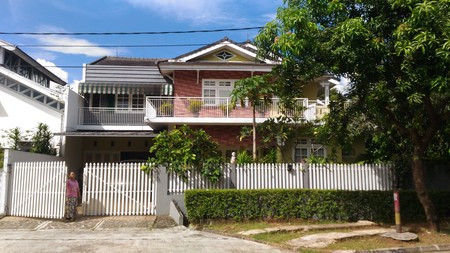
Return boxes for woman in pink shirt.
[65,171,80,221]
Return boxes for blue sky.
[1,0,283,85]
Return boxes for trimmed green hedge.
[185,189,450,224]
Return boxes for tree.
[31,123,54,155]
[3,127,24,150]
[141,125,223,182]
[256,0,450,231]
[230,75,274,160]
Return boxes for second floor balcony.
[145,96,329,127]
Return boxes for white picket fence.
[7,162,67,219]
[82,163,156,216]
[168,163,393,194]
[237,163,392,190]
[168,165,233,194]
[2,161,392,218]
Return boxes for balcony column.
[320,82,330,105]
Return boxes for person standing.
[65,171,80,221]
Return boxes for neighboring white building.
[0,39,67,152]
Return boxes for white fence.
[1,161,392,218]
[7,162,67,219]
[168,163,393,194]
[82,163,156,216]
[168,165,233,194]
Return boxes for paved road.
[0,216,292,253]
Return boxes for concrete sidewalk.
[0,216,292,253]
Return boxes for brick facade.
[174,70,266,96]
[173,70,269,151]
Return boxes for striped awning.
[79,83,167,95]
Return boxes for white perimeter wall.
[0,86,64,148]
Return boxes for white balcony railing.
[78,107,146,126]
[145,97,327,121]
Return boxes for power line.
[0,27,264,36]
[15,43,209,48]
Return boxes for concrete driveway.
[0,216,292,253]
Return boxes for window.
[85,94,115,108]
[132,94,144,109]
[293,138,326,162]
[215,51,235,61]
[117,94,129,109]
[116,94,144,110]
[202,79,236,105]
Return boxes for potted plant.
[219,103,233,116]
[159,102,173,116]
[188,99,203,116]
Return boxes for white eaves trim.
[159,64,275,72]
[0,67,63,101]
[171,41,278,64]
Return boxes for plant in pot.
[219,103,233,116]
[188,99,203,116]
[159,102,173,116]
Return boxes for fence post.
[302,162,310,189]
[155,166,169,215]
[229,163,237,189]
[0,149,12,216]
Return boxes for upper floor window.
[215,51,235,61]
[84,93,144,109]
[117,94,144,110]
[202,79,236,105]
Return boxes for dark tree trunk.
[252,106,257,160]
[411,144,440,232]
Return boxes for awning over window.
[79,83,165,95]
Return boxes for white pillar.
[320,82,330,105]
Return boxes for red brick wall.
[174,70,267,97]
[187,125,263,149]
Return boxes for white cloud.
[36,59,68,82]
[31,26,115,57]
[125,0,231,24]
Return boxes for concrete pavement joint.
[92,220,105,230]
[34,220,51,231]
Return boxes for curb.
[353,244,450,253]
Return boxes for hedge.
[185,189,450,224]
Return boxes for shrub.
[185,189,450,224]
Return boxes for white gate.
[82,163,156,215]
[7,161,67,219]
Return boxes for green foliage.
[236,150,254,164]
[185,189,450,224]
[256,0,450,229]
[159,102,173,116]
[187,99,203,114]
[0,148,4,169]
[218,103,233,115]
[141,125,223,182]
[5,127,23,150]
[231,75,274,160]
[30,123,54,155]
[261,148,278,163]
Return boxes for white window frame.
[115,94,145,112]
[293,138,326,162]
[202,79,236,105]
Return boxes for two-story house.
[145,37,336,162]
[0,39,66,152]
[63,37,339,174]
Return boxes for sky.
[1,0,283,85]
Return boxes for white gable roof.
[170,38,278,64]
